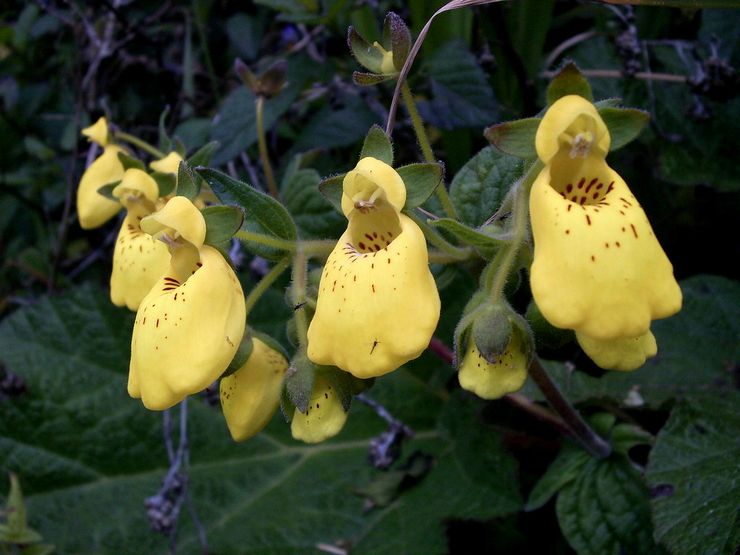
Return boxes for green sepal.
[599,107,650,151]
[399,162,443,209]
[95,180,121,202]
[256,59,288,99]
[1,473,43,544]
[157,105,172,153]
[429,218,508,259]
[546,62,593,105]
[484,117,540,159]
[317,366,355,413]
[348,26,383,73]
[384,12,410,71]
[525,442,591,511]
[150,171,176,198]
[452,291,488,368]
[221,330,255,378]
[250,329,290,361]
[360,124,393,166]
[176,160,201,199]
[318,172,345,214]
[173,137,187,157]
[611,423,654,454]
[471,303,513,364]
[284,350,316,413]
[202,205,244,247]
[186,140,220,167]
[116,151,145,171]
[352,71,395,87]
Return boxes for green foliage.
[647,392,740,555]
[359,125,394,165]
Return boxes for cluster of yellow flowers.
[77,94,681,445]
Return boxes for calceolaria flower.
[220,336,288,441]
[307,157,440,378]
[291,374,348,444]
[458,333,529,400]
[149,151,183,175]
[110,169,170,311]
[128,196,246,410]
[529,95,682,370]
[77,117,125,229]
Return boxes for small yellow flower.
[149,151,183,175]
[109,169,170,311]
[307,157,440,378]
[529,95,681,370]
[77,118,124,229]
[290,374,348,444]
[458,333,529,400]
[128,196,246,410]
[220,337,288,441]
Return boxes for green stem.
[291,249,309,347]
[301,240,336,258]
[255,95,280,199]
[243,256,291,318]
[407,210,470,261]
[235,230,295,252]
[428,249,473,264]
[401,81,458,220]
[114,131,166,159]
[528,357,612,459]
[488,160,543,300]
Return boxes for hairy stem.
[407,210,470,260]
[235,230,295,252]
[255,95,279,199]
[243,256,291,318]
[291,249,309,347]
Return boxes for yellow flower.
[373,41,397,75]
[529,95,681,370]
[307,157,440,378]
[149,151,183,175]
[575,330,657,372]
[290,374,348,444]
[220,337,288,441]
[77,118,124,229]
[109,169,170,311]
[128,196,246,410]
[458,333,529,400]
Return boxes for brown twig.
[540,68,687,83]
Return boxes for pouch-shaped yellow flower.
[458,333,529,400]
[529,95,681,344]
[575,329,657,372]
[307,157,440,378]
[220,337,288,441]
[128,197,246,410]
[150,151,183,175]
[110,169,170,310]
[291,375,348,444]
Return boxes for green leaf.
[359,124,393,166]
[526,275,739,408]
[201,206,244,247]
[197,167,297,259]
[449,146,522,227]
[418,40,497,130]
[556,455,664,555]
[599,107,650,151]
[176,160,200,199]
[318,172,345,214]
[353,71,394,86]
[186,140,219,167]
[150,171,176,198]
[484,117,539,159]
[647,392,740,555]
[282,168,344,239]
[546,62,593,106]
[157,105,172,153]
[95,181,121,202]
[429,218,506,259]
[0,286,521,555]
[398,163,442,209]
[116,151,145,171]
[526,443,590,511]
[348,26,383,73]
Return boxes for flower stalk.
[113,131,166,159]
[243,256,291,319]
[291,248,309,348]
[255,95,280,199]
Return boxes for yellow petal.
[112,168,160,216]
[140,196,206,248]
[341,157,406,216]
[307,212,440,378]
[76,145,124,229]
[81,117,109,147]
[535,95,610,165]
[576,329,657,371]
[290,375,348,444]
[129,245,246,410]
[149,152,183,175]
[220,337,288,441]
[373,41,397,74]
[458,333,528,400]
[529,160,682,340]
[110,214,171,311]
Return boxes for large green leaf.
[449,146,522,227]
[528,275,739,408]
[647,392,740,555]
[0,286,522,555]
[556,455,664,555]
